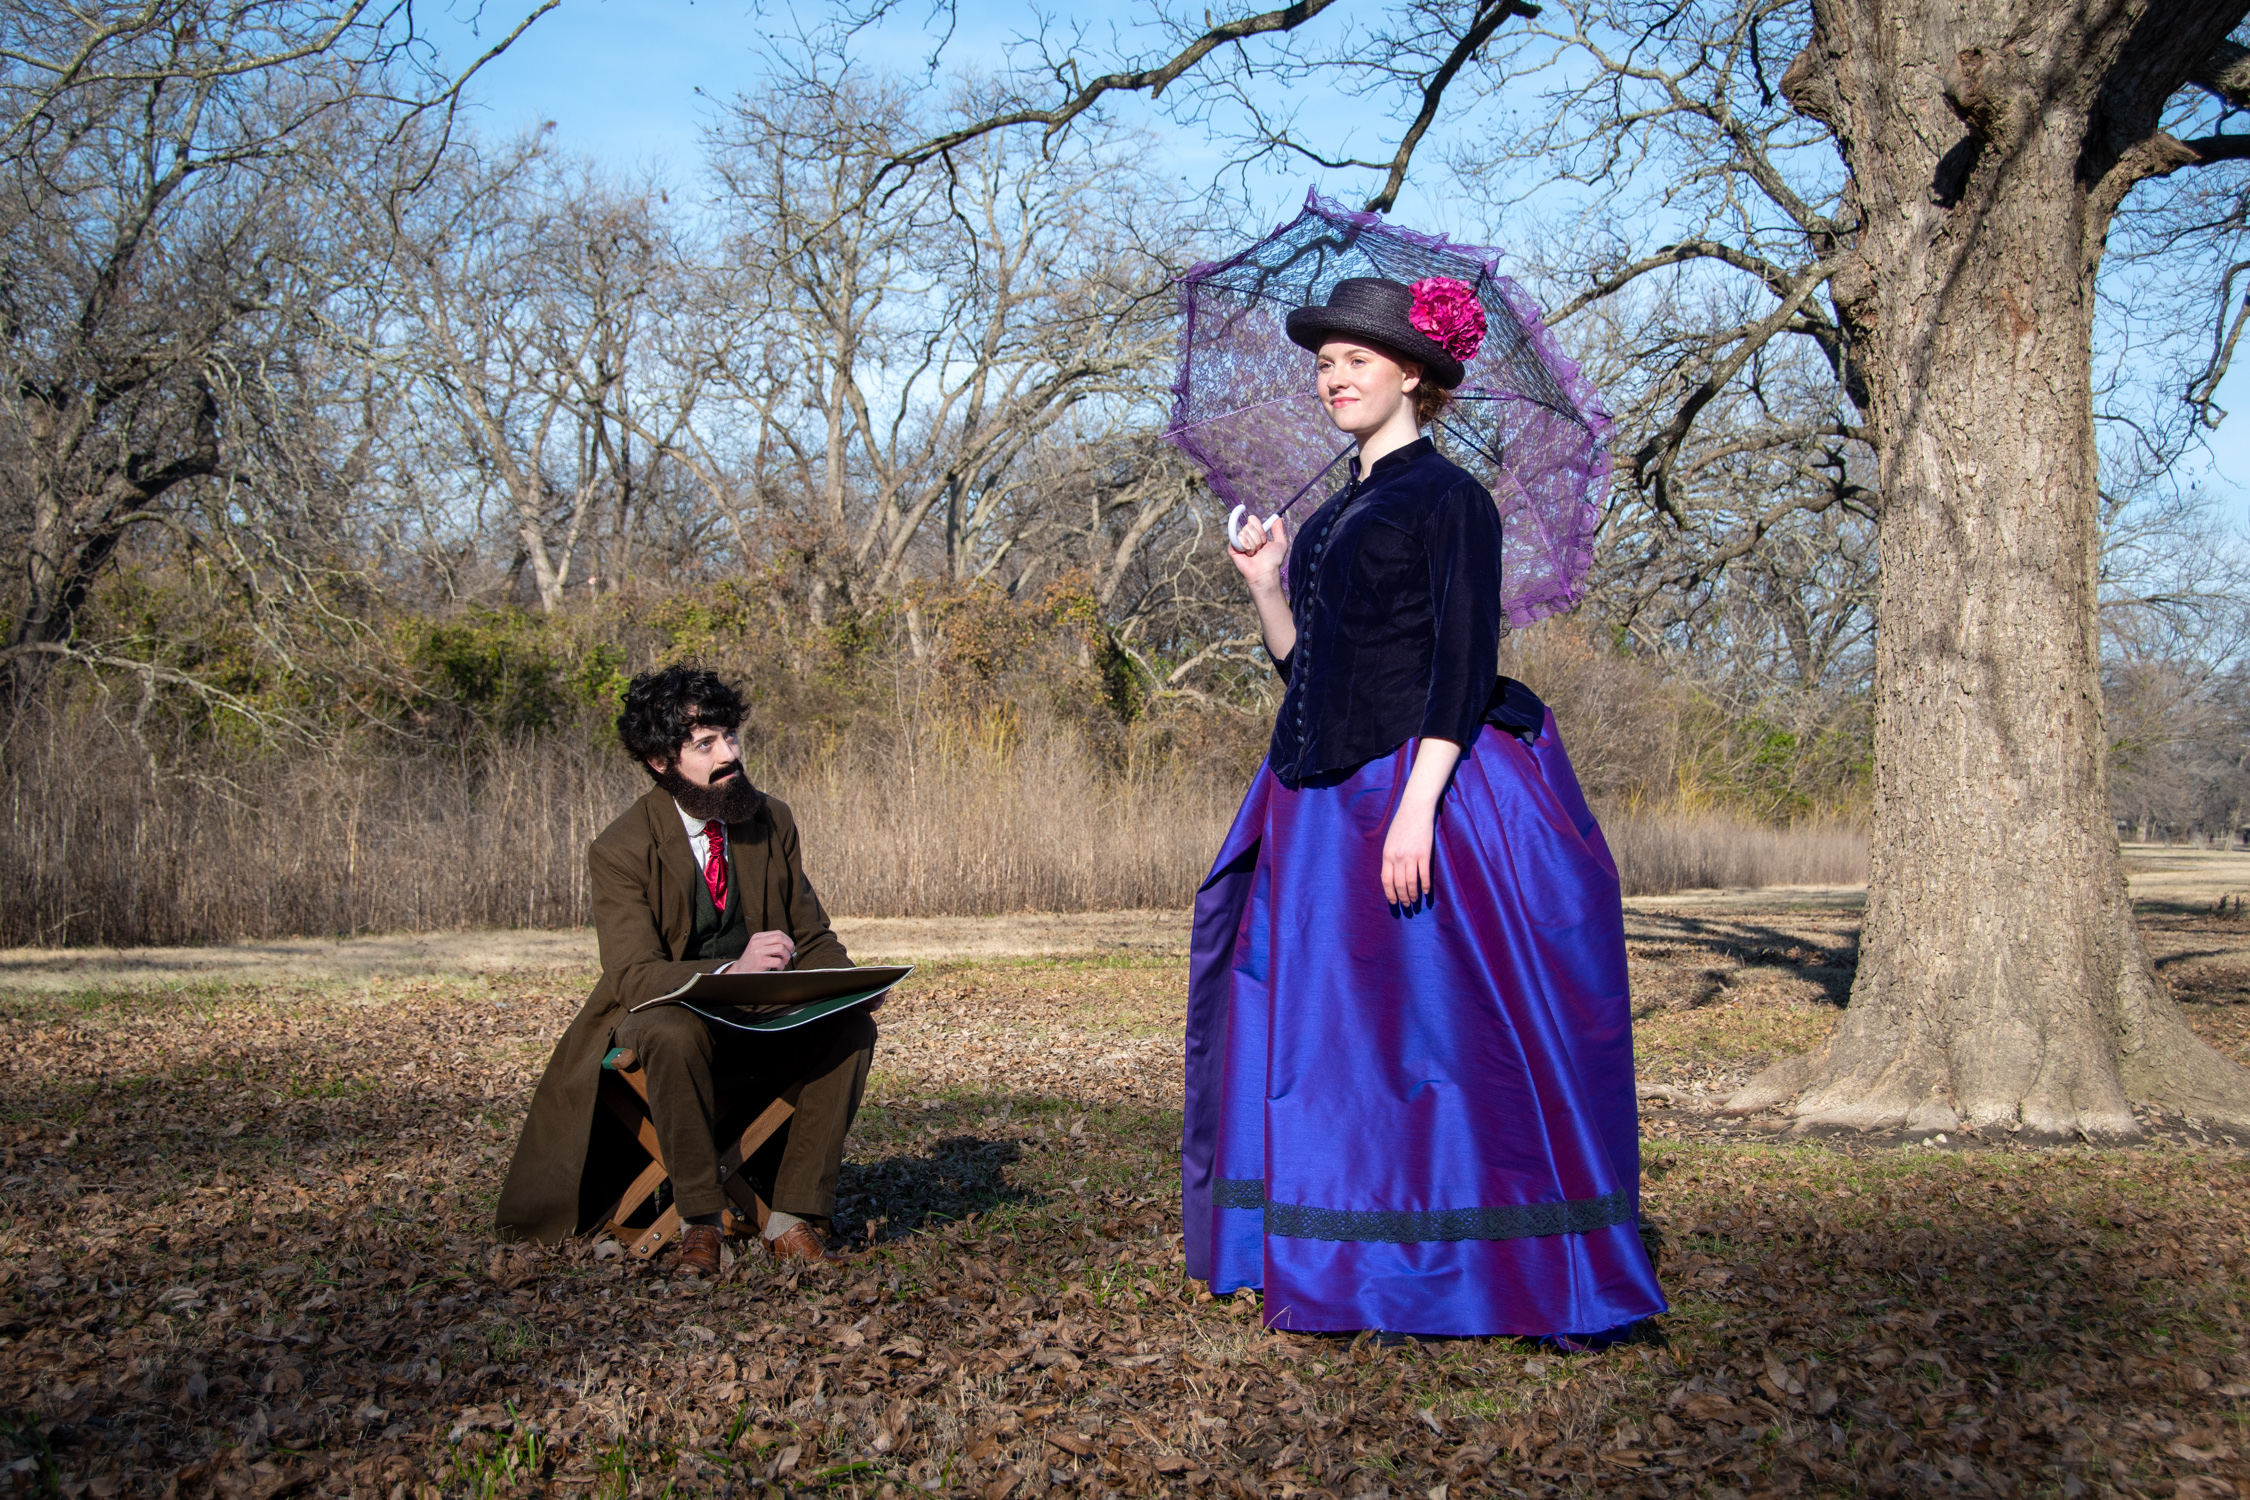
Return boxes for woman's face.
[1316,340,1420,439]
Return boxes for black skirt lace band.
[1210,1179,1634,1244]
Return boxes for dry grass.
[2120,843,2250,908]
[782,725,1234,918]
[0,708,1864,945]
[0,722,642,945]
[1603,808,1868,896]
[0,716,1236,945]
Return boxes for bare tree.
[383,143,694,611]
[696,70,1183,616]
[855,0,2250,1136]
[0,1,552,160]
[0,0,548,695]
[2099,477,2250,841]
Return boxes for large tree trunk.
[1732,0,2250,1138]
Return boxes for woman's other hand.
[1228,509,1288,592]
[1381,738,1463,909]
[1230,511,1296,660]
[1381,802,1436,907]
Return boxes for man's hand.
[740,930,796,972]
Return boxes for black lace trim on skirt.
[1213,1178,1266,1209]
[1211,1179,1633,1243]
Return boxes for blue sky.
[426,0,769,177]
[425,0,2247,512]
[422,0,1438,210]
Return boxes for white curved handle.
[1228,504,1271,553]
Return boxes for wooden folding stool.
[596,1046,795,1261]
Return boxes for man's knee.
[615,1005,713,1066]
[808,1009,876,1088]
[836,1008,877,1059]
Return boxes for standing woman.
[1181,277,1666,1340]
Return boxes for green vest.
[683,842,748,963]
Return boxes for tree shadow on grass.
[1630,908,1862,1009]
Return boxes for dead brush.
[1602,808,1868,896]
[0,706,1874,945]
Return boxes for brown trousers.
[610,1005,876,1222]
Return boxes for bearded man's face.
[649,718,762,822]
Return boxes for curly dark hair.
[617,665,746,771]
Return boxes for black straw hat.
[1284,277,1466,389]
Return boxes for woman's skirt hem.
[1206,1217,1667,1338]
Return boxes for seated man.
[496,665,874,1275]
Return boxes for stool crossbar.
[597,1046,794,1261]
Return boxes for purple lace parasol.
[1165,191,1610,626]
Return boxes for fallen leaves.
[0,911,2244,1496]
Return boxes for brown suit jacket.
[494,784,849,1244]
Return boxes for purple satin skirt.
[1182,717,1667,1337]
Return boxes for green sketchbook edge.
[683,984,898,1033]
[627,964,914,1033]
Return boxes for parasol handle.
[1228,504,1277,554]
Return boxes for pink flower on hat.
[1408,277,1486,363]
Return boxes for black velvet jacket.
[1268,437,1506,788]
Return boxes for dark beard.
[653,761,764,824]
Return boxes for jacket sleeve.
[589,837,723,1009]
[1417,479,1505,747]
[771,802,852,971]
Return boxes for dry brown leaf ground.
[0,899,2247,1499]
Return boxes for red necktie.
[701,820,728,911]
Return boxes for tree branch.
[0,642,309,742]
[1680,420,1870,475]
[2180,133,2250,164]
[1678,489,1848,587]
[879,0,1346,183]
[1362,0,1543,213]
[1548,239,1805,323]
[1632,255,1840,520]
[2187,262,2250,428]
[2188,37,2250,109]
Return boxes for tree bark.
[1730,0,2250,1138]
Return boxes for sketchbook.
[626,965,913,1033]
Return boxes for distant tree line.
[0,0,2244,857]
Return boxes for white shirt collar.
[675,801,724,841]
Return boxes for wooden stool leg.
[598,1063,678,1254]
[604,1158,669,1236]
[628,1207,680,1261]
[716,1097,794,1236]
[599,1072,667,1165]
[722,1175,770,1235]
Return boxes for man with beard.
[495,666,873,1275]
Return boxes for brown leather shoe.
[767,1221,848,1266]
[676,1223,724,1277]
